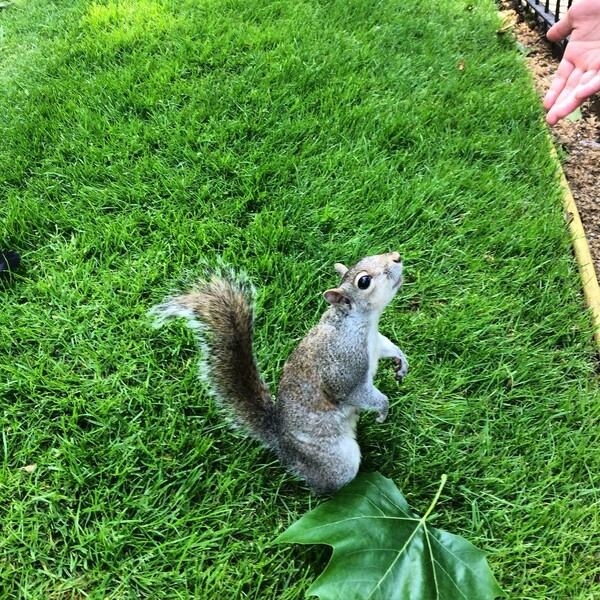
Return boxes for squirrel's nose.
[391,251,401,263]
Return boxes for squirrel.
[150,251,408,494]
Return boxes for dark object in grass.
[0,251,21,274]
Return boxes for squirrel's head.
[323,251,403,316]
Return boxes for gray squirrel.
[150,251,408,494]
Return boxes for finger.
[543,59,576,109]
[578,70,597,86]
[552,65,585,106]
[547,15,573,42]
[575,71,600,99]
[546,67,587,124]
[543,80,566,110]
[543,73,571,110]
[546,91,584,125]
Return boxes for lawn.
[1,0,599,598]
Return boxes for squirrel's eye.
[357,275,371,290]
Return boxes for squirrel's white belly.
[335,436,361,474]
[367,325,381,379]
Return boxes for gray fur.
[150,252,408,494]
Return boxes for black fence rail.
[513,0,573,54]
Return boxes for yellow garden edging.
[553,147,600,348]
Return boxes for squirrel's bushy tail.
[150,271,278,449]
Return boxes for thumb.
[547,15,573,42]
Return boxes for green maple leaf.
[276,473,506,600]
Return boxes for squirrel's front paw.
[375,406,388,423]
[374,395,389,423]
[393,351,409,382]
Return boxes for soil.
[505,7,600,272]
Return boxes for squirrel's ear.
[324,287,351,307]
[334,263,348,277]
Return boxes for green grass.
[1,0,599,597]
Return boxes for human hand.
[543,0,600,125]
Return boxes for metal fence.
[513,0,573,53]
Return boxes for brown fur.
[151,253,407,494]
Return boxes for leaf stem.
[422,474,448,522]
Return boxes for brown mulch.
[507,9,600,272]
